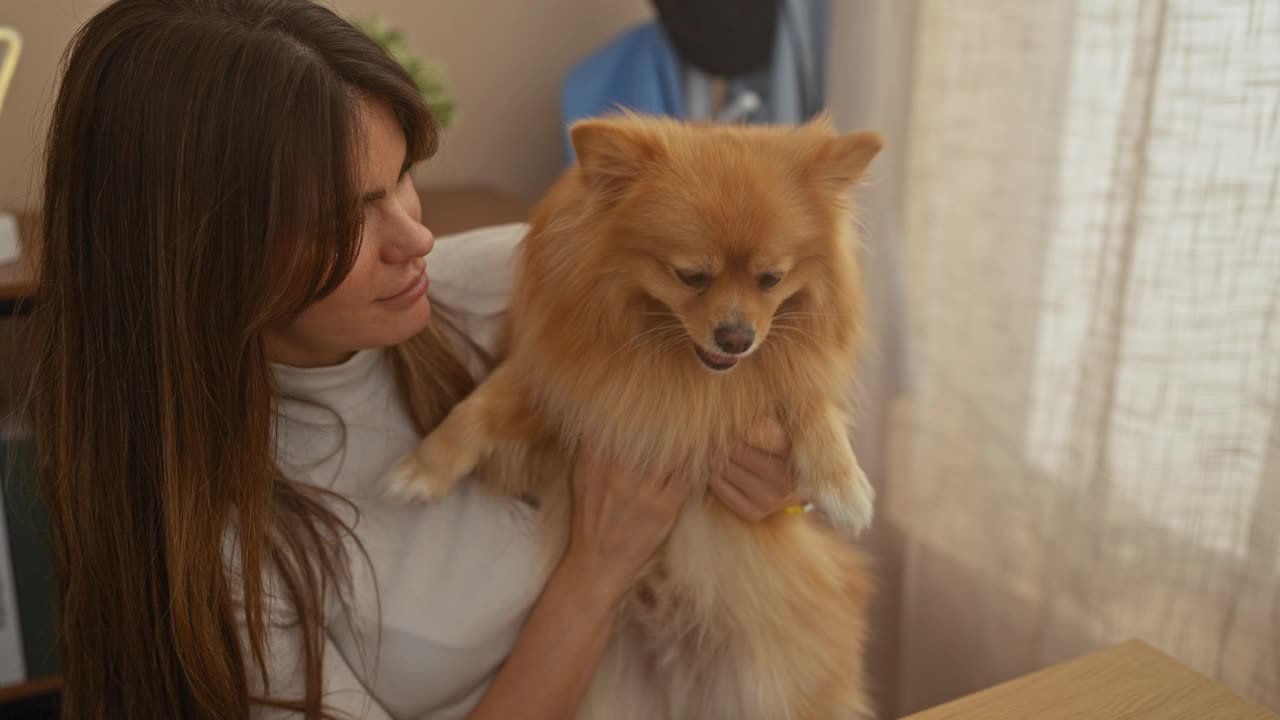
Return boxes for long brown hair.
[27,0,475,717]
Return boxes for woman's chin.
[375,296,432,346]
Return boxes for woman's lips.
[377,264,429,307]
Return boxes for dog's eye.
[758,273,783,290]
[676,269,712,289]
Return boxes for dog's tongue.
[696,345,738,369]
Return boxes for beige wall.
[0,0,652,211]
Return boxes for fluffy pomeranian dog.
[390,113,882,719]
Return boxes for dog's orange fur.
[390,113,882,719]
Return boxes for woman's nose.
[381,211,434,263]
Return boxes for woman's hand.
[469,450,688,720]
[710,417,802,522]
[560,448,690,605]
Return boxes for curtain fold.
[829,1,1280,716]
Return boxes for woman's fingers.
[712,443,803,522]
[744,416,790,457]
[658,467,692,505]
[731,446,799,500]
[711,468,757,517]
[565,445,691,597]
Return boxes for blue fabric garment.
[727,0,829,125]
[560,23,685,163]
[558,2,829,164]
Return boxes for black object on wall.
[650,0,780,77]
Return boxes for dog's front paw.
[812,465,875,534]
[384,441,468,504]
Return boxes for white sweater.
[251,223,548,720]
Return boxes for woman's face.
[265,100,435,368]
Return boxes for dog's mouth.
[693,344,740,372]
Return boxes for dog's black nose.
[714,324,756,354]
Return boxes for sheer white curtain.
[829,1,1280,716]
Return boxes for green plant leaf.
[352,15,455,129]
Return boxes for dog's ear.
[570,119,666,196]
[809,131,884,191]
[806,110,837,133]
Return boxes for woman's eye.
[676,269,712,289]
[758,273,783,290]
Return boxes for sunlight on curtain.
[1027,0,1280,558]
[892,0,1279,713]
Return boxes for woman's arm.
[463,555,619,718]
[465,449,688,719]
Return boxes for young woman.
[27,0,801,717]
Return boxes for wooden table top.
[0,184,531,303]
[902,640,1277,720]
